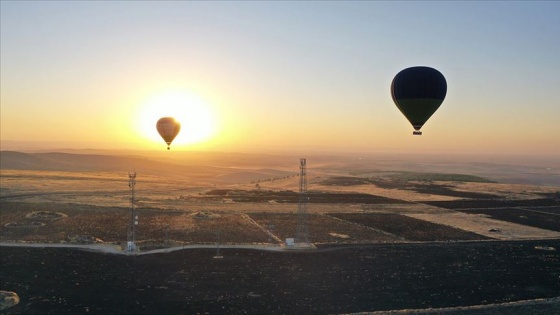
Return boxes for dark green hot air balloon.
[391,66,447,135]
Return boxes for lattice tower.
[127,172,137,250]
[295,158,309,245]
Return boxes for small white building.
[285,238,295,246]
[126,241,137,251]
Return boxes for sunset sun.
[137,90,217,148]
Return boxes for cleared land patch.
[25,211,67,220]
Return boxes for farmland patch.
[247,212,399,244]
[204,189,407,204]
[328,213,489,241]
[425,198,558,209]
[457,208,560,232]
[318,176,500,199]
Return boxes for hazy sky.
[1,1,559,155]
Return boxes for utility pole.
[213,230,223,259]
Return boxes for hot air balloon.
[391,66,447,135]
[156,117,181,150]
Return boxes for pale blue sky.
[1,1,559,154]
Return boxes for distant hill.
[1,151,169,172]
[0,151,296,184]
[1,150,558,186]
[2,151,131,171]
[0,151,226,180]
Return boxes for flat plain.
[1,151,559,314]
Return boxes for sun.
[137,90,217,148]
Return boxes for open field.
[456,208,560,232]
[1,157,559,245]
[1,151,559,313]
[327,213,489,242]
[2,196,560,246]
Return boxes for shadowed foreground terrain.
[1,241,560,314]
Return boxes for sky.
[1,1,559,155]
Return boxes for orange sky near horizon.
[1,2,559,156]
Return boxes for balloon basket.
[413,131,422,135]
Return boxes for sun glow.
[137,90,218,148]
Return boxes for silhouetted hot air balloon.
[391,66,447,135]
[156,117,181,150]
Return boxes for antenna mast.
[127,172,137,251]
[295,158,309,245]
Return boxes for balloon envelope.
[391,66,447,134]
[156,117,181,150]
